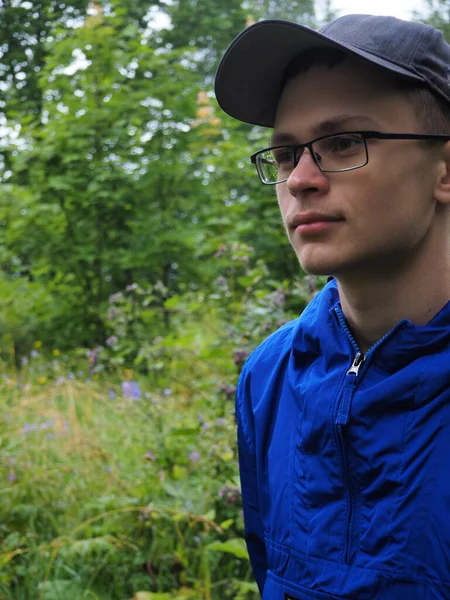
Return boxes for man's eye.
[325,135,364,153]
[272,148,294,165]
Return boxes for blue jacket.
[236,279,450,599]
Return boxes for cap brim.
[215,19,424,128]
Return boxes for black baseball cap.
[214,14,450,128]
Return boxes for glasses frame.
[250,130,450,185]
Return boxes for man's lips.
[291,213,343,227]
[290,213,344,232]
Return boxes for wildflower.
[273,289,285,307]
[144,451,155,461]
[77,370,84,377]
[305,275,318,295]
[30,350,38,358]
[56,376,65,385]
[122,381,141,400]
[194,536,201,543]
[233,348,249,368]
[107,306,117,321]
[8,472,16,483]
[215,418,227,426]
[198,413,204,424]
[214,243,226,258]
[68,372,75,380]
[106,335,118,347]
[126,283,138,292]
[163,388,172,396]
[109,292,122,303]
[219,383,237,399]
[185,500,192,508]
[88,346,103,373]
[52,349,60,357]
[38,376,47,384]
[218,484,241,505]
[34,340,42,349]
[21,356,28,365]
[189,451,201,463]
[108,389,116,400]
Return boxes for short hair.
[281,48,450,134]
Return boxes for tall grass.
[0,335,256,599]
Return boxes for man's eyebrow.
[270,115,379,146]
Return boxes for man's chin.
[297,255,341,277]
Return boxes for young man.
[215,14,450,600]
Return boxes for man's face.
[274,58,445,277]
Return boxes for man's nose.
[286,148,330,196]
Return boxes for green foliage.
[0,0,317,353]
[0,257,322,597]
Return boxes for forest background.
[0,0,448,598]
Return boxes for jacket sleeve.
[236,366,268,596]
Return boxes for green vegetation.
[0,268,318,598]
[0,0,447,597]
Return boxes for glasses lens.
[257,147,297,183]
[312,133,367,172]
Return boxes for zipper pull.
[335,353,366,426]
[347,352,365,376]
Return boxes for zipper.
[336,352,365,426]
[333,306,368,564]
[332,304,407,564]
[335,351,365,564]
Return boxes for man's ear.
[434,142,450,205]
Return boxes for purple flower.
[106,335,118,347]
[215,418,227,426]
[194,536,201,543]
[21,356,28,365]
[8,472,16,482]
[88,346,103,372]
[30,350,38,358]
[219,383,237,399]
[163,388,172,396]
[108,389,116,400]
[218,484,241,505]
[122,381,141,400]
[189,451,200,463]
[126,283,138,292]
[56,376,65,385]
[107,306,117,321]
[232,349,249,368]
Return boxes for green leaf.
[219,519,234,530]
[206,538,249,559]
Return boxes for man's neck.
[336,256,450,354]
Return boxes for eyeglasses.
[250,131,450,185]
